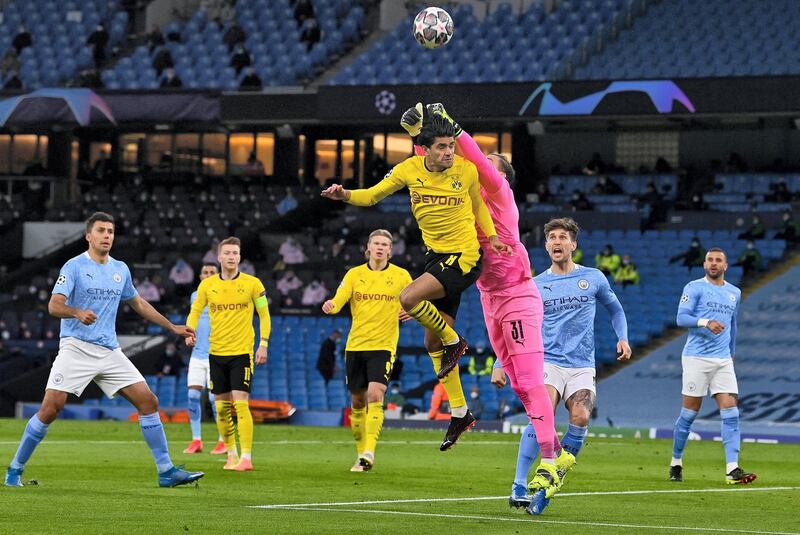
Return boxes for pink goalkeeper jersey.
[456,132,531,292]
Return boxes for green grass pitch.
[1,419,798,534]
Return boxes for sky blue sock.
[209,391,217,421]
[188,389,202,440]
[139,412,173,473]
[562,424,588,457]
[720,407,740,465]
[514,424,540,488]
[672,407,698,459]
[10,414,50,470]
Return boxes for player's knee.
[138,391,159,414]
[399,289,418,311]
[38,402,63,424]
[570,410,590,427]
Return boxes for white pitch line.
[268,507,800,535]
[250,486,800,509]
[0,439,631,446]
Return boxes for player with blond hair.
[187,236,271,472]
[322,229,412,471]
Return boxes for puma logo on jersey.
[416,178,426,187]
[543,285,552,291]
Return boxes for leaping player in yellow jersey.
[186,236,271,472]
[322,113,512,451]
[322,229,413,472]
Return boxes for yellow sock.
[233,400,253,458]
[429,350,467,409]
[214,400,237,455]
[407,301,459,345]
[364,401,384,455]
[350,407,366,455]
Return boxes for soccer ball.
[413,7,454,49]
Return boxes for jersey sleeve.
[457,131,506,196]
[52,260,75,297]
[121,264,138,301]
[187,280,208,330]
[597,274,628,341]
[329,270,354,314]
[253,277,271,345]
[466,163,497,238]
[676,283,701,327]
[347,165,407,206]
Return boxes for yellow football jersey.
[187,272,271,356]
[329,263,413,352]
[347,155,496,273]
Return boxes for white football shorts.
[187,357,211,388]
[681,356,738,397]
[543,363,596,402]
[46,337,145,398]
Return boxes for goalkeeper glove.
[400,102,423,137]
[426,102,462,137]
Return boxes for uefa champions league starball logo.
[374,90,396,115]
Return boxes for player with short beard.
[492,217,630,514]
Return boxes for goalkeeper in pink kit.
[401,104,574,513]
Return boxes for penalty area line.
[250,485,800,509]
[263,507,800,535]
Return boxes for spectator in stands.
[223,21,245,51]
[293,0,316,26]
[384,383,405,409]
[591,175,623,195]
[244,151,264,176]
[595,244,621,276]
[734,240,763,278]
[775,211,799,244]
[230,44,251,74]
[725,152,748,172]
[13,25,32,55]
[92,150,113,181]
[688,192,708,211]
[3,71,22,90]
[156,342,184,378]
[160,67,183,88]
[428,382,450,420]
[135,277,162,302]
[533,182,552,204]
[768,181,792,203]
[329,238,346,260]
[738,215,766,240]
[614,254,640,287]
[583,152,606,175]
[168,258,195,294]
[279,236,307,264]
[300,18,321,51]
[469,386,485,420]
[147,26,166,52]
[315,329,341,385]
[77,68,104,89]
[655,156,672,173]
[277,188,298,215]
[301,278,328,306]
[87,24,110,68]
[276,269,303,296]
[152,47,174,76]
[569,190,593,211]
[202,239,220,264]
[239,66,262,91]
[638,182,665,229]
[1,50,20,77]
[670,237,705,270]
[467,344,494,376]
[239,258,256,276]
[572,246,584,264]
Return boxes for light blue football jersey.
[534,265,626,368]
[678,278,740,359]
[52,252,137,349]
[188,290,211,360]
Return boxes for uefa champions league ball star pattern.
[413,7,454,49]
